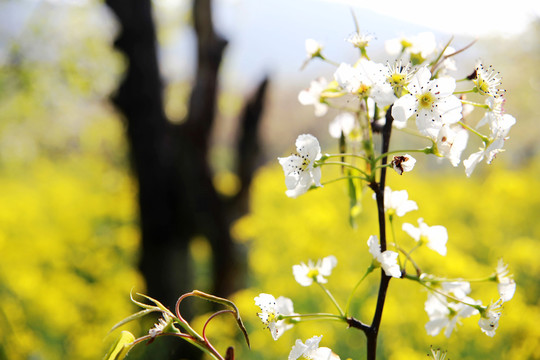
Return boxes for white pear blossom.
[329,113,356,139]
[367,235,401,278]
[334,60,396,107]
[442,281,471,300]
[463,110,515,177]
[386,60,414,92]
[495,259,516,302]
[436,124,469,166]
[424,291,480,338]
[385,32,436,64]
[473,63,504,98]
[288,336,340,360]
[428,347,448,360]
[375,187,418,217]
[293,255,337,286]
[345,31,374,49]
[298,77,329,117]
[478,298,503,337]
[254,293,297,340]
[408,32,437,63]
[305,38,323,58]
[278,134,322,198]
[391,67,462,139]
[402,218,448,256]
[391,154,416,175]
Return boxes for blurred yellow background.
[0,1,539,359]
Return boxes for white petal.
[463,150,485,177]
[293,263,313,286]
[312,347,340,360]
[319,255,338,276]
[254,293,276,308]
[295,134,321,160]
[498,281,516,302]
[288,339,309,360]
[367,235,380,258]
[426,225,448,256]
[329,113,355,138]
[311,166,322,187]
[380,250,401,278]
[276,296,295,315]
[430,77,456,97]
[395,199,418,217]
[402,222,421,241]
[442,282,471,299]
[298,89,314,105]
[414,67,432,87]
[436,96,463,125]
[391,94,416,127]
[304,335,323,353]
[425,318,447,336]
[334,63,360,93]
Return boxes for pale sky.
[312,0,540,38]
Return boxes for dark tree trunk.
[105,0,268,358]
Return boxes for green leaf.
[103,331,136,360]
[108,308,156,335]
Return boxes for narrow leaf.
[103,331,136,360]
[108,308,156,334]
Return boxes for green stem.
[317,282,345,317]
[345,265,375,316]
[324,153,369,161]
[374,147,432,163]
[453,89,475,95]
[319,55,340,67]
[404,274,483,310]
[458,121,489,143]
[318,161,370,178]
[321,175,370,186]
[280,313,345,321]
[461,99,489,108]
[394,243,422,277]
[388,216,402,268]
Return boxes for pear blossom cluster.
[254,256,341,357]
[421,257,516,338]
[269,29,517,359]
[287,31,516,190]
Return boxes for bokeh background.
[0,0,539,359]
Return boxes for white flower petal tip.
[479,299,503,337]
[402,218,448,256]
[288,336,340,360]
[424,290,480,338]
[254,293,297,340]
[278,134,323,198]
[375,187,418,217]
[495,259,516,302]
[293,255,337,286]
[392,66,462,139]
[391,154,416,175]
[367,235,401,278]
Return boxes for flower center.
[265,311,277,325]
[357,83,371,97]
[417,91,436,109]
[474,77,490,95]
[307,269,319,280]
[389,73,406,87]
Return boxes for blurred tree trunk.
[105,0,267,357]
